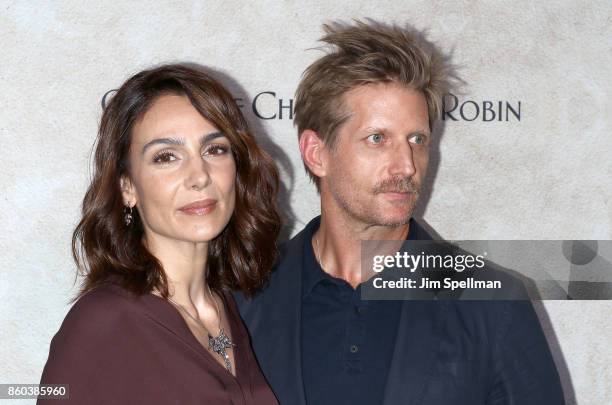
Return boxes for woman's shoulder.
[40,280,150,389]
[54,281,143,345]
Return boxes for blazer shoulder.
[234,227,307,310]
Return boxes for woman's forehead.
[132,94,220,147]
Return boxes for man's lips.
[178,199,217,215]
[380,191,415,201]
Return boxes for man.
[236,20,565,405]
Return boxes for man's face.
[321,82,430,227]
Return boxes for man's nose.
[388,141,417,178]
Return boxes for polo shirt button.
[350,345,359,353]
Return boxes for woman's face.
[120,93,236,246]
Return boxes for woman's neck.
[144,235,210,308]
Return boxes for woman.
[38,64,281,404]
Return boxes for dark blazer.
[39,280,278,405]
[235,216,565,405]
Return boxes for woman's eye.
[152,151,177,164]
[204,144,230,156]
[366,133,384,144]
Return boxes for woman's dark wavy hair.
[73,63,281,299]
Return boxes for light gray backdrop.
[1,1,610,404]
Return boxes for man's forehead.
[339,83,430,132]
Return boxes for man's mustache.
[373,177,420,195]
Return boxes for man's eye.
[409,134,427,145]
[366,133,384,144]
[152,151,177,164]
[204,144,230,156]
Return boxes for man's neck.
[314,205,410,289]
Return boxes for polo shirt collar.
[301,216,419,298]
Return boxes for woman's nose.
[185,158,212,191]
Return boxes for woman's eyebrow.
[141,137,183,155]
[141,131,225,155]
[200,131,225,146]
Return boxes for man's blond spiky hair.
[294,19,449,189]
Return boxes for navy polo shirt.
[301,219,417,405]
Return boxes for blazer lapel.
[237,227,309,405]
[382,299,446,405]
[382,219,444,405]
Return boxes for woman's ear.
[120,176,137,207]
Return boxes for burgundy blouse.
[38,280,278,405]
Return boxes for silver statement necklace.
[167,284,235,373]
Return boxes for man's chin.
[370,209,413,227]
[375,191,418,210]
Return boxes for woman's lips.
[178,199,217,215]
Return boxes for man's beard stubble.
[332,175,421,228]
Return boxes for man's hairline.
[298,80,429,152]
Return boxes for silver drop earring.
[124,205,133,226]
